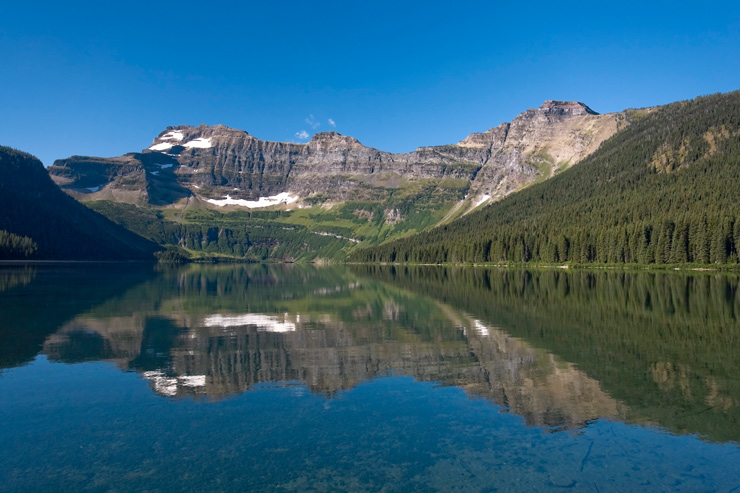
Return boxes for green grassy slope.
[86,176,469,262]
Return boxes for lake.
[1,263,739,491]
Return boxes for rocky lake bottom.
[1,263,739,491]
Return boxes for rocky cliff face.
[48,101,628,208]
[459,100,624,198]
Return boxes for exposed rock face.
[459,100,624,198]
[48,101,628,208]
[155,126,478,201]
[539,100,598,116]
[50,152,188,205]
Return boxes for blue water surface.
[2,356,739,492]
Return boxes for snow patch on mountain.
[183,137,213,149]
[149,134,211,153]
[475,194,491,207]
[149,142,174,151]
[207,192,298,208]
[161,130,184,141]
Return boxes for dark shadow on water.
[0,263,157,370]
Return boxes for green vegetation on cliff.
[351,92,740,266]
[85,177,467,262]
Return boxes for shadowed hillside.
[0,146,160,260]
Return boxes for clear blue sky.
[2,1,740,166]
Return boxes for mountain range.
[43,100,638,261]
[50,100,625,207]
[2,91,737,265]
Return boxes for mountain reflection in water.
[3,263,740,444]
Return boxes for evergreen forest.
[350,92,740,266]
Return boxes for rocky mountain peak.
[307,131,364,149]
[538,100,598,116]
[146,124,251,153]
[310,131,342,139]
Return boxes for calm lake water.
[1,263,739,491]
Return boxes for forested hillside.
[0,146,160,260]
[351,92,740,265]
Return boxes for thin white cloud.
[295,130,309,139]
[305,114,320,129]
[328,118,336,127]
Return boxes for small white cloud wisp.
[295,130,309,139]
[305,114,320,129]
[328,118,336,127]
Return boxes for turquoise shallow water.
[1,263,739,491]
